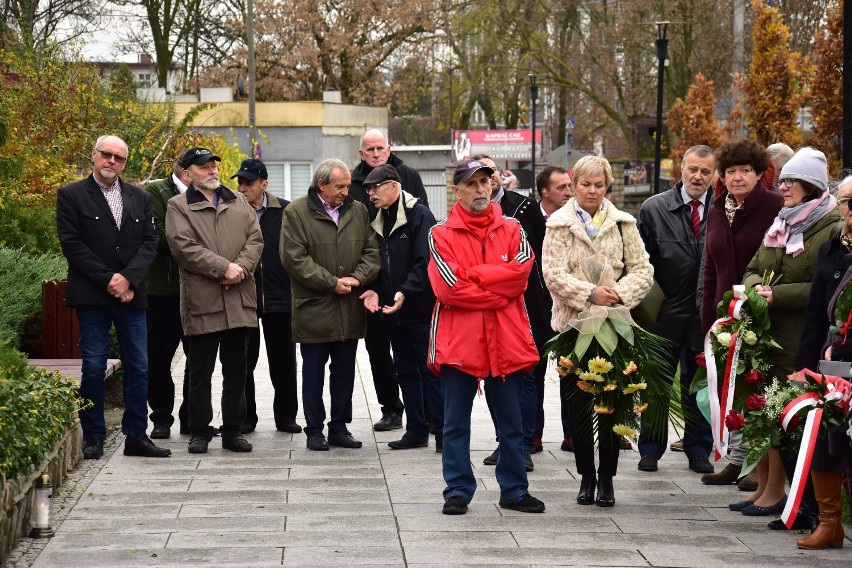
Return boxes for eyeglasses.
[838,198,852,208]
[96,149,127,164]
[366,180,394,192]
[724,167,754,177]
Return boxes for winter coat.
[255,193,292,315]
[701,183,784,334]
[144,175,182,297]
[370,190,436,325]
[637,182,713,351]
[543,198,653,333]
[743,209,840,377]
[57,175,158,310]
[427,202,540,379]
[349,153,429,218]
[496,190,554,348]
[280,188,380,343]
[796,231,849,371]
[165,185,263,335]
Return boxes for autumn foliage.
[666,74,723,171]
[809,0,843,175]
[740,0,811,147]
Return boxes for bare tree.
[2,0,104,50]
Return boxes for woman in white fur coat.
[542,155,653,508]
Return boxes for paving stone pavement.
[6,338,851,567]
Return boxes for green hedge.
[0,248,67,353]
[0,342,83,478]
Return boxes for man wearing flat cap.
[233,159,301,435]
[358,164,443,451]
[166,148,263,454]
[427,160,544,515]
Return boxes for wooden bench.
[25,358,122,382]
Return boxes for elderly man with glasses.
[57,134,170,460]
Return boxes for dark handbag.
[616,222,664,328]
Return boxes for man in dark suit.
[56,134,171,460]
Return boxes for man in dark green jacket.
[281,158,380,451]
[144,155,190,439]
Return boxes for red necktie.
[690,199,702,241]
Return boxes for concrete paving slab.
[32,546,283,567]
[178,502,394,517]
[401,545,647,566]
[280,546,404,566]
[167,529,400,548]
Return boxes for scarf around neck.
[763,190,836,256]
[454,201,496,241]
[574,199,607,239]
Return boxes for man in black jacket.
[234,159,302,434]
[636,145,716,474]
[56,134,170,459]
[350,129,430,432]
[475,155,554,469]
[358,164,443,451]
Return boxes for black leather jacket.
[636,182,713,351]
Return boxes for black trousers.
[564,380,619,477]
[146,295,188,429]
[300,340,358,437]
[365,312,403,415]
[244,312,298,428]
[185,328,249,437]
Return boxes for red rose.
[695,352,707,368]
[746,394,766,411]
[745,369,765,386]
[725,409,745,431]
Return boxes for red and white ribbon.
[780,403,822,529]
[705,285,747,461]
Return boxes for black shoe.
[374,412,403,431]
[82,438,104,460]
[276,421,303,433]
[499,493,545,513]
[222,434,253,452]
[240,423,256,434]
[188,436,210,454]
[638,455,658,472]
[306,434,329,451]
[688,456,714,474]
[524,451,534,472]
[328,431,362,448]
[483,447,499,466]
[124,435,171,457]
[442,495,468,515]
[150,424,171,439]
[561,437,574,452]
[595,476,615,507]
[577,475,596,505]
[768,508,818,530]
[388,433,429,450]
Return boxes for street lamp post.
[529,74,538,186]
[246,0,257,156]
[653,22,669,195]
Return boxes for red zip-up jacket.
[427,202,540,379]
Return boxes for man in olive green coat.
[166,148,263,455]
[281,158,380,451]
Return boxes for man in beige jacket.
[166,148,263,454]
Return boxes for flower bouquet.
[691,281,781,460]
[544,254,674,445]
[739,369,852,528]
[828,280,852,361]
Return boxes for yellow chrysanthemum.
[588,356,614,374]
[612,424,637,438]
[594,405,615,415]
[603,382,618,391]
[622,382,647,395]
[634,403,649,414]
[576,380,598,394]
[622,361,638,375]
[578,371,604,383]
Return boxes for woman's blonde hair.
[572,155,613,187]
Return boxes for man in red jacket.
[427,160,545,515]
